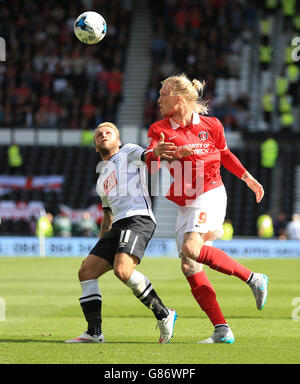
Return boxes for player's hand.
[173,146,193,159]
[153,133,177,160]
[242,172,264,203]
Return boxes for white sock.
[79,279,102,335]
[79,279,101,303]
[125,270,168,320]
[125,270,152,298]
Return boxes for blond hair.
[161,73,208,115]
[95,122,120,139]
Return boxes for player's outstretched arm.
[153,133,177,160]
[145,131,178,172]
[241,171,264,203]
[99,208,113,239]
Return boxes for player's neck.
[171,111,193,127]
[99,147,119,161]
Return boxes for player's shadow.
[0,339,63,343]
[0,339,161,344]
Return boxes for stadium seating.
[0,0,132,130]
[0,144,99,235]
[145,0,256,131]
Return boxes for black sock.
[139,288,169,320]
[79,297,102,336]
[125,270,169,320]
[87,324,102,337]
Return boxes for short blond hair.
[162,73,208,115]
[95,122,120,139]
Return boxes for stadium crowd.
[0,0,132,130]
[144,0,300,133]
[0,210,100,238]
[144,0,256,131]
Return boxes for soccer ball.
[74,11,107,45]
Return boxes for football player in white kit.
[66,122,177,344]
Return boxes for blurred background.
[0,0,300,246]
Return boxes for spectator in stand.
[7,142,23,174]
[36,212,54,238]
[82,94,96,127]
[77,212,98,237]
[286,213,300,240]
[144,100,159,128]
[260,136,278,168]
[28,215,37,236]
[174,6,189,33]
[257,212,274,238]
[152,29,168,63]
[235,100,250,131]
[53,211,72,238]
[273,212,287,239]
[107,66,123,97]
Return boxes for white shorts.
[175,185,227,255]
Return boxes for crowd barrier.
[0,237,300,258]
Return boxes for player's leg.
[66,237,114,343]
[181,256,228,326]
[114,252,170,322]
[176,201,230,328]
[183,231,252,281]
[181,187,255,284]
[182,233,269,311]
[79,254,112,338]
[113,218,177,343]
[178,226,234,343]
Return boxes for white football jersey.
[96,144,156,224]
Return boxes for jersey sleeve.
[212,117,228,151]
[221,150,247,179]
[123,143,146,163]
[144,124,161,174]
[212,118,246,179]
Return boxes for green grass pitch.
[0,257,299,364]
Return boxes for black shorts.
[89,215,156,266]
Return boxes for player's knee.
[78,264,89,281]
[113,265,131,283]
[78,259,94,281]
[182,241,200,261]
[181,259,191,276]
[181,257,202,276]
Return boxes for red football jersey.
[145,112,246,206]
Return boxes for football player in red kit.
[145,74,269,344]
